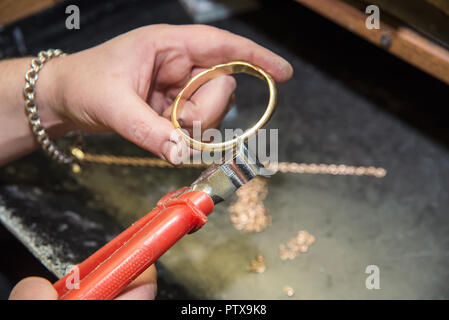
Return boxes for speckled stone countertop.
[1,0,449,299]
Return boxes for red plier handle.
[54,142,263,300]
[53,187,214,300]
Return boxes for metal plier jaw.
[190,143,266,204]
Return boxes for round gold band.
[171,61,277,151]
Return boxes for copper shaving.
[247,254,266,274]
[283,285,295,297]
[228,177,271,232]
[280,230,315,260]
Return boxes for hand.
[9,264,157,300]
[39,24,293,163]
[7,24,292,300]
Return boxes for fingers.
[115,264,157,300]
[162,73,236,129]
[8,268,156,300]
[103,90,188,164]
[9,277,58,300]
[178,25,293,82]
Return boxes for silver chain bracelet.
[24,49,75,164]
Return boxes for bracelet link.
[24,49,74,164]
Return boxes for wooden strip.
[0,0,61,26]
[295,0,449,85]
[427,0,449,16]
[364,0,449,50]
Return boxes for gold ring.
[171,61,277,151]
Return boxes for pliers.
[53,143,264,300]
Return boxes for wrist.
[33,54,76,138]
[22,50,80,164]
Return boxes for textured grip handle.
[57,189,213,300]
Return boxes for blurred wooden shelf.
[294,0,449,86]
[0,0,62,26]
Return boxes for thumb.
[9,277,58,300]
[104,91,189,164]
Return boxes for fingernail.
[161,140,173,162]
[151,283,158,299]
[273,55,293,80]
[161,139,190,165]
[280,59,294,79]
[179,107,185,126]
[115,283,157,300]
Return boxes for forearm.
[0,57,70,166]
